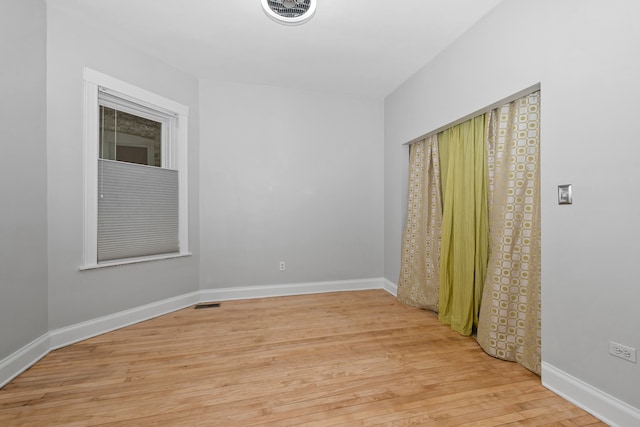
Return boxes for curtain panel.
[397,136,442,312]
[438,116,489,336]
[476,92,541,375]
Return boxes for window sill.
[80,252,192,271]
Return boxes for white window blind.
[97,159,179,262]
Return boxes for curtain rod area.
[404,83,541,146]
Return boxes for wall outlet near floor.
[279,261,286,271]
[609,341,637,363]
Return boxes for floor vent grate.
[194,303,221,309]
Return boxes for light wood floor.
[0,290,605,426]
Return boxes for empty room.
[1,0,639,425]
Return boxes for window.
[99,105,162,167]
[83,68,189,268]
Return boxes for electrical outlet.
[279,261,286,271]
[609,341,637,363]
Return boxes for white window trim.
[82,67,190,269]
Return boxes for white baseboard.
[542,362,640,427]
[0,333,50,389]
[382,278,398,296]
[199,277,386,302]
[49,291,201,350]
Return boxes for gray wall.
[199,81,384,288]
[46,4,200,329]
[385,0,640,411]
[0,0,49,360]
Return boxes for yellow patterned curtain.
[438,116,489,336]
[476,92,541,375]
[397,136,442,311]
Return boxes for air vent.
[261,0,317,26]
[194,303,221,309]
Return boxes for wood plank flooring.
[0,290,606,426]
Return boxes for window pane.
[99,106,162,167]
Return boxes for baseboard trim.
[542,362,640,427]
[382,278,398,297]
[199,278,386,302]
[49,291,201,350]
[0,333,50,389]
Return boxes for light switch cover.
[558,184,572,205]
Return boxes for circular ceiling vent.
[261,0,317,26]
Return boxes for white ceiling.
[48,0,503,100]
